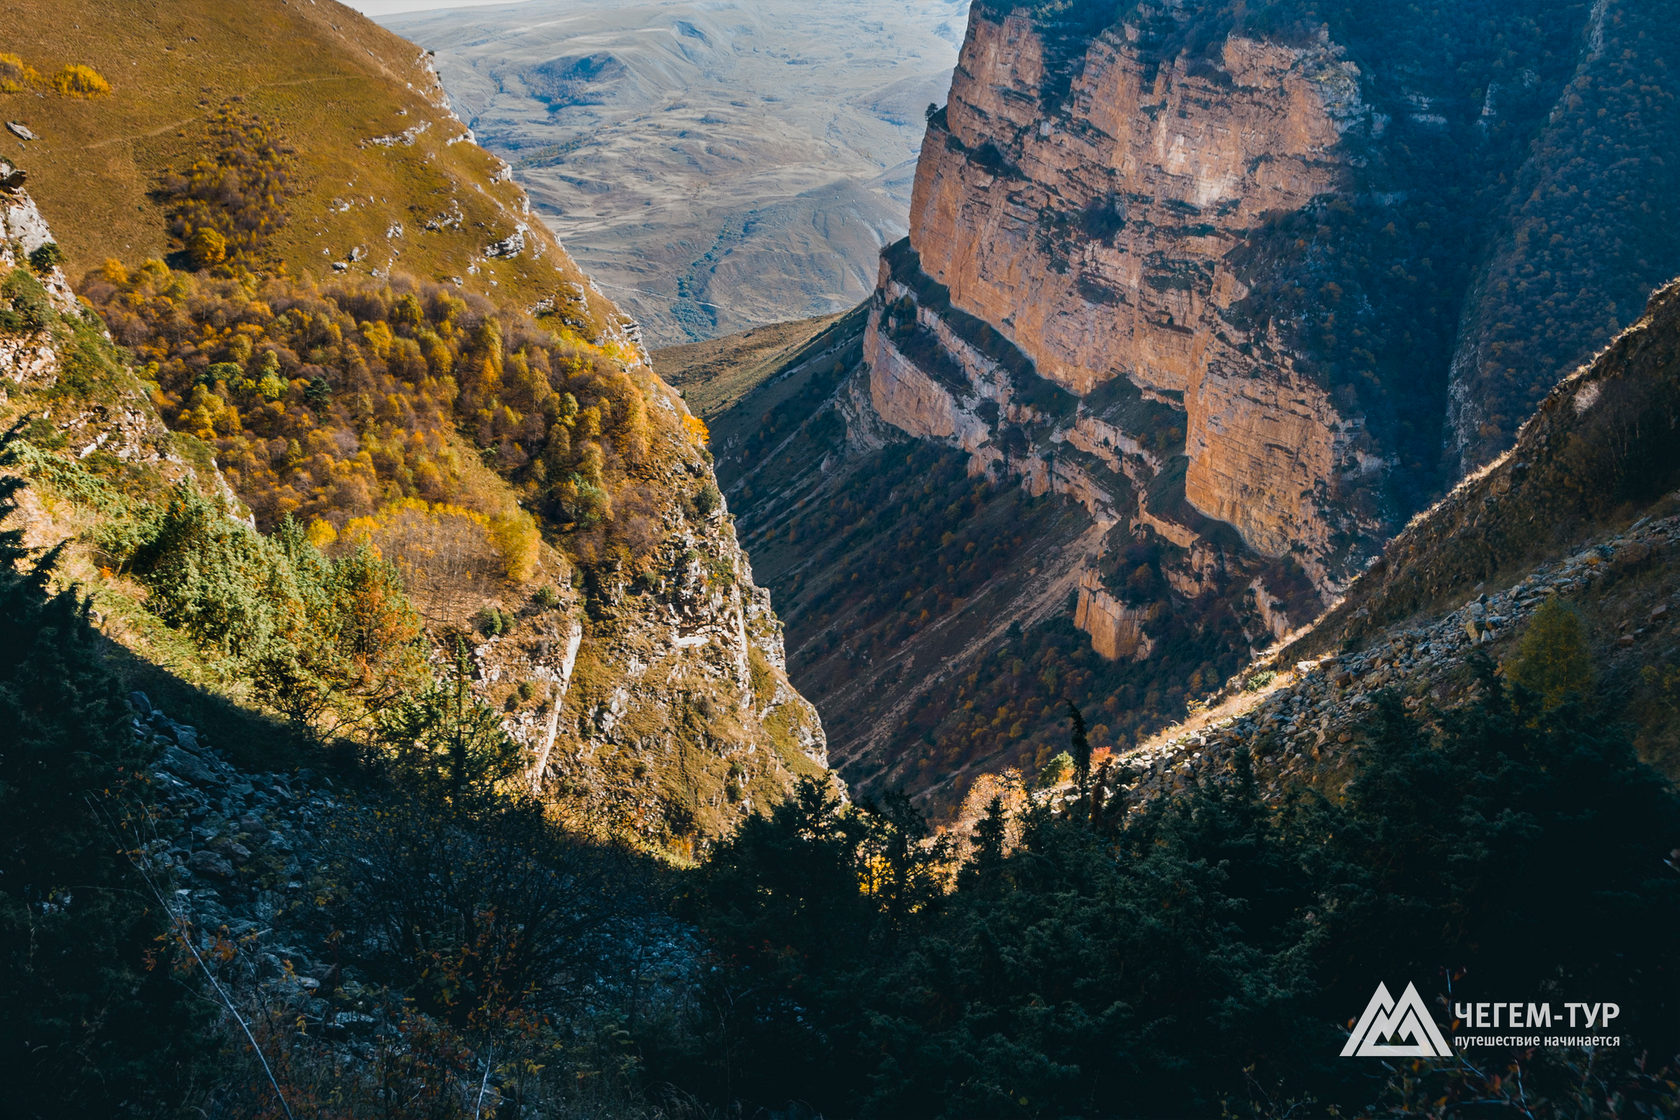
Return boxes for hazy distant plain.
[371,0,970,344]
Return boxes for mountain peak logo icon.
[1341,981,1454,1058]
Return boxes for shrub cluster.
[0,51,110,97]
[111,482,430,735]
[49,62,110,97]
[158,107,294,268]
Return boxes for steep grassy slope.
[0,0,617,329]
[0,0,829,851]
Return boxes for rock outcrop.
[1,160,75,309]
[481,453,829,840]
[1,163,184,468]
[1073,569,1155,661]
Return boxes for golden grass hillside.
[0,0,616,332]
[651,311,843,418]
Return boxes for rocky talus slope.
[130,693,353,1010]
[1117,513,1680,805]
[113,681,694,1114]
[699,0,1680,805]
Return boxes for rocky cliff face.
[1073,569,1156,661]
[486,451,830,842]
[703,0,1680,808]
[2,164,78,317]
[876,0,1680,592]
[873,11,1376,577]
[1,162,191,470]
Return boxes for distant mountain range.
[380,0,971,346]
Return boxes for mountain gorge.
[692,0,1680,806]
[4,0,1680,1115]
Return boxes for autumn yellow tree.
[1508,595,1596,711]
[50,64,110,96]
